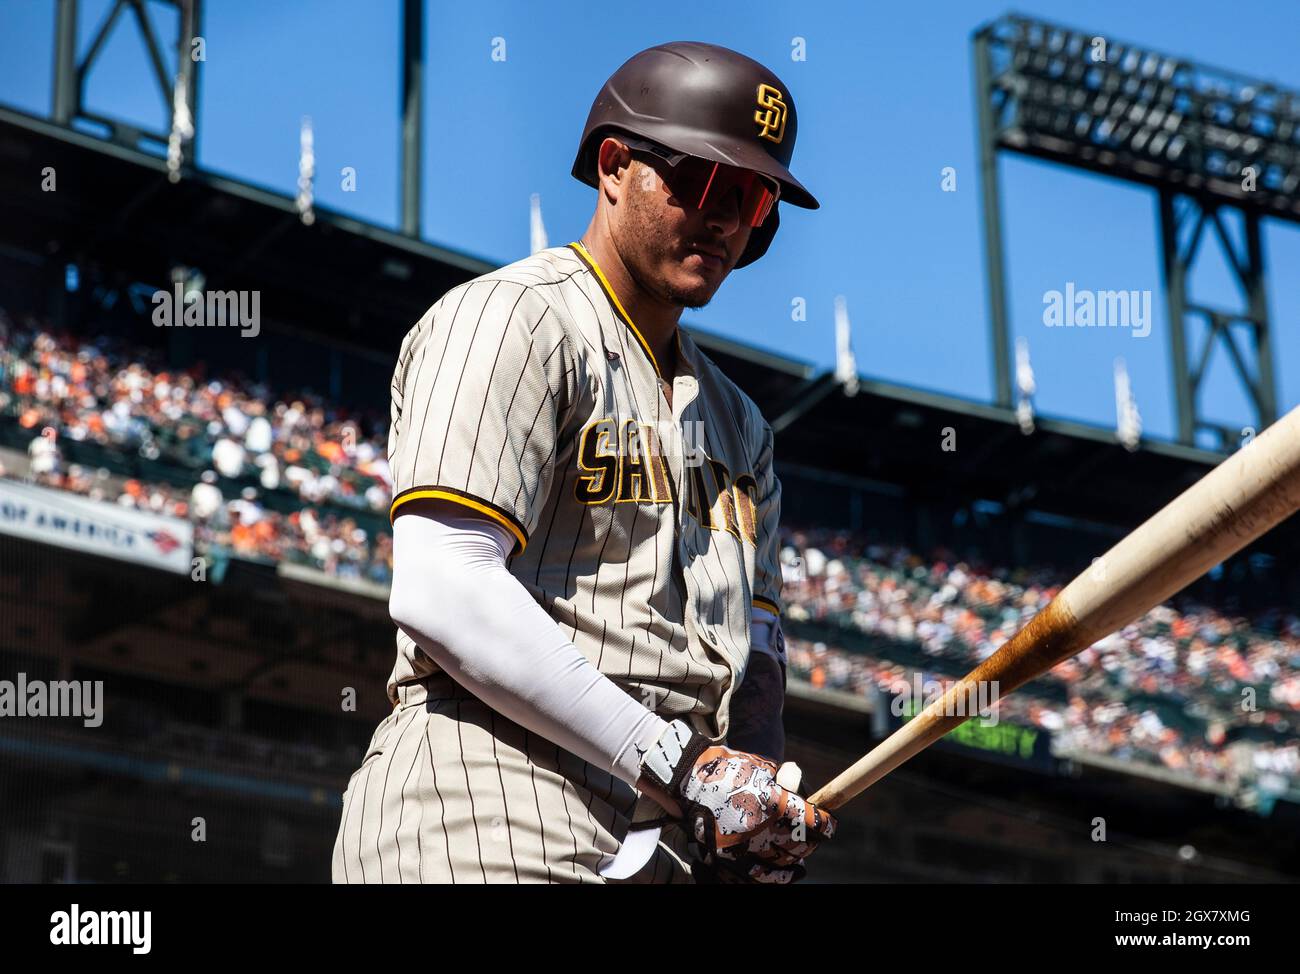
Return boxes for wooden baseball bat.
[809,404,1300,811]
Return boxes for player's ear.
[595,137,636,201]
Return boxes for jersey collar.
[568,241,677,382]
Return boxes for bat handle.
[808,735,915,809]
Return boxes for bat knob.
[776,761,803,794]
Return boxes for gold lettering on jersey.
[575,418,619,503]
[575,419,673,505]
[754,84,787,144]
[706,459,739,540]
[686,461,712,528]
[617,419,650,502]
[573,420,758,542]
[685,459,759,546]
[732,473,759,546]
[637,423,674,503]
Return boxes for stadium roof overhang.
[683,332,1298,551]
[0,105,496,353]
[3,103,1295,552]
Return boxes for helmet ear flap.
[736,203,779,268]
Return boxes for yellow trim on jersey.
[568,241,664,381]
[390,488,528,553]
[752,596,781,617]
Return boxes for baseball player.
[332,41,836,884]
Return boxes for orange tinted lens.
[663,156,716,207]
[742,180,776,227]
[662,157,778,227]
[701,167,777,227]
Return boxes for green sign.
[898,699,1049,766]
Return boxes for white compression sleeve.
[388,511,669,786]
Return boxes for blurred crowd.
[781,527,1300,800]
[0,312,394,581]
[3,310,1299,801]
[9,457,393,584]
[0,314,392,513]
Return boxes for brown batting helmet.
[571,41,818,268]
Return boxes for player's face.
[620,155,757,309]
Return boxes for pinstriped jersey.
[385,242,783,741]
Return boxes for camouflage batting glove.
[638,719,836,880]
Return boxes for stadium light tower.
[975,13,1300,450]
[51,0,203,166]
[400,0,424,237]
[46,0,428,237]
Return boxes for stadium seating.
[2,310,1297,803]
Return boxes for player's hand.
[689,758,810,883]
[638,721,836,879]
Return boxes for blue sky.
[2,0,1297,446]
